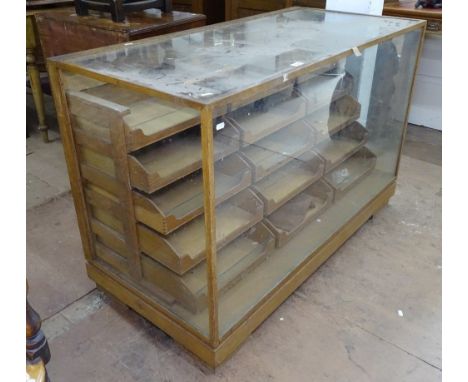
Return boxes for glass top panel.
[55,8,421,105]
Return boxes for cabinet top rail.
[49,7,424,108]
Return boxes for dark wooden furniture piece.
[26,282,51,382]
[383,0,442,34]
[173,0,224,24]
[27,1,74,142]
[34,9,206,141]
[225,0,325,20]
[74,0,173,22]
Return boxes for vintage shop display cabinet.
[48,7,425,366]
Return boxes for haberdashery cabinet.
[48,7,425,366]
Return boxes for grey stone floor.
[27,97,441,381]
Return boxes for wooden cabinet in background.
[173,0,224,23]
[26,1,75,142]
[35,10,206,58]
[383,0,442,34]
[225,0,325,20]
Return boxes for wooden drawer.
[66,80,200,152]
[133,153,252,235]
[264,180,333,248]
[141,222,274,313]
[226,91,306,146]
[297,71,354,114]
[252,151,325,215]
[303,95,361,140]
[324,146,377,200]
[314,121,368,172]
[128,123,240,193]
[138,189,264,275]
[240,120,316,182]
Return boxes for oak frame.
[47,9,426,366]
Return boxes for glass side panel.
[55,8,422,105]
[61,71,213,338]
[212,28,422,337]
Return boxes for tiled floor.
[27,95,441,381]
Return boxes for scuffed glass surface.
[57,8,421,104]
[213,29,422,337]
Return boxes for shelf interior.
[167,170,394,337]
[241,120,316,181]
[252,151,324,213]
[138,189,263,274]
[84,83,199,138]
[141,222,274,313]
[129,124,240,191]
[314,122,368,171]
[134,153,252,234]
[227,94,306,145]
[324,146,377,196]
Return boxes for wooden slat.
[67,90,130,126]
[240,120,315,182]
[324,147,377,199]
[138,189,263,275]
[48,64,96,262]
[252,151,325,215]
[80,164,120,196]
[78,146,116,176]
[90,218,130,258]
[83,83,200,150]
[314,121,368,172]
[73,128,113,156]
[85,184,123,220]
[128,124,240,193]
[91,206,124,233]
[108,112,144,280]
[264,180,333,247]
[95,241,129,275]
[133,153,252,234]
[141,222,274,313]
[227,95,306,146]
[71,115,111,140]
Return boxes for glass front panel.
[61,71,213,338]
[211,29,422,337]
[57,8,421,105]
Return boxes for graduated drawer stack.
[64,74,274,313]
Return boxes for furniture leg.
[27,12,49,144]
[27,282,51,381]
[111,0,126,22]
[27,55,49,142]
